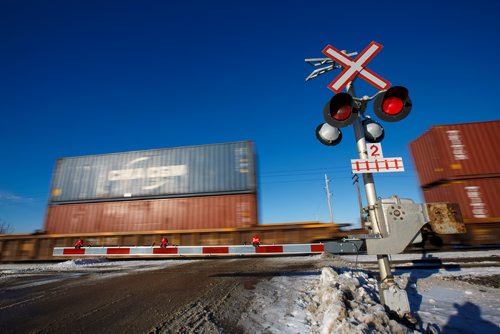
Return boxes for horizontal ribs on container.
[45,194,258,234]
[409,121,500,187]
[49,141,256,203]
[422,178,500,221]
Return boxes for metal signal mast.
[305,41,465,326]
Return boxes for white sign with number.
[351,157,405,174]
[366,143,383,160]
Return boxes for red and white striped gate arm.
[53,243,325,257]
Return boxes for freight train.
[1,124,499,263]
[0,222,349,262]
[0,141,352,262]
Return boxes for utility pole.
[324,174,333,223]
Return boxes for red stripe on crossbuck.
[107,248,130,255]
[203,246,229,254]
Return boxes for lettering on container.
[446,130,468,160]
[235,147,249,173]
[236,201,252,225]
[108,165,187,181]
[464,185,488,218]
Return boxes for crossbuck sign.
[322,41,391,93]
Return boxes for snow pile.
[309,268,408,334]
[238,262,411,333]
[253,251,500,333]
[237,274,317,333]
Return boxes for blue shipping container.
[49,141,256,203]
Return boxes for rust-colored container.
[409,121,500,187]
[44,194,257,234]
[422,178,500,220]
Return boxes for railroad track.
[356,256,500,270]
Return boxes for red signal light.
[373,86,412,122]
[323,93,358,128]
[334,105,352,121]
[382,96,404,115]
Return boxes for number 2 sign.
[366,143,383,160]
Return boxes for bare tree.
[0,219,13,234]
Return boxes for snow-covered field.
[1,251,499,333]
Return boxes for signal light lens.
[373,86,412,122]
[334,105,352,121]
[323,93,358,128]
[382,96,404,115]
[316,123,342,146]
[362,118,385,143]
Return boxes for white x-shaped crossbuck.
[322,41,391,93]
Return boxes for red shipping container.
[44,194,258,234]
[409,121,500,187]
[422,178,500,220]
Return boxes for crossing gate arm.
[52,243,326,258]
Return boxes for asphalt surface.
[0,256,324,333]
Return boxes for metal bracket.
[379,283,411,318]
[365,196,427,255]
[363,197,467,255]
[304,51,358,82]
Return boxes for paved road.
[0,256,325,333]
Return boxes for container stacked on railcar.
[45,141,258,234]
[409,121,500,245]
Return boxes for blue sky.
[1,0,499,233]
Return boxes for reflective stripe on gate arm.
[53,243,325,257]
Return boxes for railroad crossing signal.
[306,41,417,320]
[308,41,412,145]
[308,43,412,144]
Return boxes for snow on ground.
[240,251,500,333]
[0,258,195,274]
[0,258,197,288]
[1,251,499,333]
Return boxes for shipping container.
[422,178,500,220]
[44,193,258,234]
[409,121,500,187]
[49,141,256,203]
